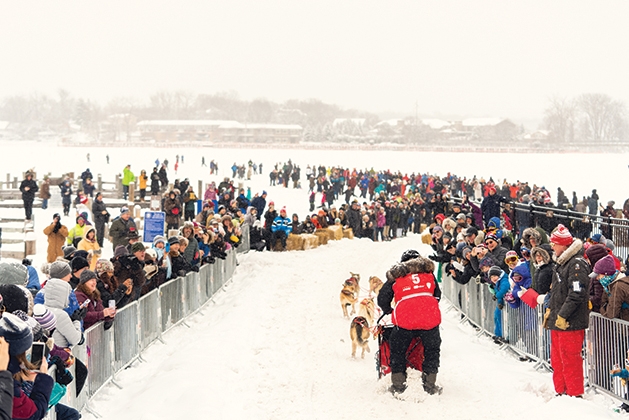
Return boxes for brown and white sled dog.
[350,316,371,358]
[368,276,383,296]
[340,282,358,318]
[358,297,376,326]
[345,272,361,295]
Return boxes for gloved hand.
[536,294,546,305]
[555,315,569,330]
[492,295,497,301]
[611,368,629,379]
[498,303,504,310]
[70,306,88,322]
[517,287,527,298]
[428,255,438,262]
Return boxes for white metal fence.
[47,249,238,418]
[441,265,629,404]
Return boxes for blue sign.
[143,211,165,243]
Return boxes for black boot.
[422,372,443,395]
[389,372,407,394]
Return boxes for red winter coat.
[392,272,441,330]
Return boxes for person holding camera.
[43,214,68,263]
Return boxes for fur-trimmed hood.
[521,227,542,249]
[530,244,552,265]
[553,239,584,266]
[386,255,435,282]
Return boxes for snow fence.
[46,249,238,419]
[440,265,629,405]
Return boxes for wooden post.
[129,182,136,202]
[24,230,36,257]
[5,174,9,190]
[12,177,17,189]
[115,174,122,198]
[97,174,102,191]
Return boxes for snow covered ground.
[0,142,626,419]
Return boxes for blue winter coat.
[494,271,511,306]
[271,216,292,235]
[25,266,40,291]
[508,264,532,309]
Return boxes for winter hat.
[114,245,129,259]
[153,235,166,247]
[488,266,503,280]
[505,250,518,262]
[606,239,615,251]
[49,261,72,279]
[485,233,499,244]
[479,256,494,270]
[120,206,130,215]
[70,256,90,272]
[456,213,466,221]
[590,255,617,278]
[145,248,158,261]
[168,236,180,246]
[127,227,140,240]
[432,226,443,233]
[462,247,472,260]
[62,246,77,260]
[550,224,573,246]
[11,310,43,342]
[280,207,287,214]
[79,270,97,285]
[585,244,609,266]
[0,313,33,355]
[0,285,28,314]
[0,262,28,286]
[94,259,114,275]
[73,250,90,260]
[131,242,146,253]
[262,190,267,196]
[464,227,478,237]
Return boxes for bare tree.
[576,93,627,142]
[543,96,576,143]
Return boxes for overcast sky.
[1,1,628,121]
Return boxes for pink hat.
[550,224,573,246]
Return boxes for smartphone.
[30,342,46,367]
[80,299,91,309]
[108,300,116,309]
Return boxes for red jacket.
[392,272,441,330]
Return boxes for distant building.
[454,118,518,141]
[136,120,303,143]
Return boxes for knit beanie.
[153,235,166,247]
[550,224,573,246]
[79,270,97,285]
[49,261,71,280]
[94,259,114,276]
[0,313,33,355]
[0,285,28,314]
[590,255,617,278]
[70,256,90,272]
[62,246,77,260]
[585,244,609,266]
[0,262,28,286]
[488,266,503,280]
[33,304,57,332]
[114,245,129,259]
[131,242,146,253]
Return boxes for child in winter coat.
[488,266,510,341]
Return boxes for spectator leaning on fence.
[593,255,629,321]
[540,224,590,398]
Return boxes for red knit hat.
[550,224,573,246]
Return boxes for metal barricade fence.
[185,271,201,315]
[84,322,112,400]
[587,313,629,402]
[199,263,211,302]
[238,224,250,254]
[113,302,140,372]
[504,302,540,359]
[160,277,185,333]
[138,289,162,352]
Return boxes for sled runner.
[374,314,425,379]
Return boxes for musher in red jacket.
[378,249,443,395]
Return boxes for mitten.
[498,303,504,310]
[70,306,88,322]
[555,315,569,330]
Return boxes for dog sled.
[374,314,425,379]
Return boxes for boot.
[389,372,407,394]
[422,372,443,395]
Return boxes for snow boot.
[422,372,443,395]
[389,372,407,394]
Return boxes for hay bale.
[315,230,329,245]
[302,234,319,250]
[343,228,354,239]
[287,234,304,251]
[327,225,343,240]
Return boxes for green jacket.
[122,167,135,186]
